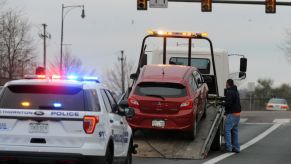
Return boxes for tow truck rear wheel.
[211,121,223,151]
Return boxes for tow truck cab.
[147,47,230,97]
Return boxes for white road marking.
[203,119,286,164]
[273,119,290,124]
[239,118,248,123]
[240,122,274,125]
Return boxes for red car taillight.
[128,97,139,108]
[180,99,193,110]
[83,116,99,134]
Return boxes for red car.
[127,65,208,139]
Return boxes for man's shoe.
[222,149,233,153]
[232,148,240,153]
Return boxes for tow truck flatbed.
[133,104,224,159]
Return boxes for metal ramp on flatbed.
[133,105,224,159]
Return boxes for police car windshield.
[0,85,86,111]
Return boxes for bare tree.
[49,48,96,76]
[103,58,135,95]
[0,9,35,79]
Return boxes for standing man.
[224,79,241,153]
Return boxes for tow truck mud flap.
[133,106,224,159]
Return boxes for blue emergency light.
[53,103,63,108]
[67,75,78,80]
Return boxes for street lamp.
[60,4,85,75]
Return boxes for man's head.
[226,79,234,88]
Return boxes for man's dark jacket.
[224,85,241,114]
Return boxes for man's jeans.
[224,114,240,152]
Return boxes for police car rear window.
[0,85,86,111]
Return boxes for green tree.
[254,78,274,99]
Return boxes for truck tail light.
[281,105,289,109]
[180,99,193,110]
[128,97,139,108]
[83,116,99,134]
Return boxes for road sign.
[248,82,255,92]
[149,0,168,8]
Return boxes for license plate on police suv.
[152,120,165,128]
[29,123,49,133]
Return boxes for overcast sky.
[5,0,291,87]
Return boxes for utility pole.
[40,24,50,74]
[118,50,125,94]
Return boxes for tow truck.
[119,30,247,159]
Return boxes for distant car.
[127,65,208,140]
[266,98,289,110]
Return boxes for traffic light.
[265,0,276,13]
[201,0,212,12]
[137,0,147,10]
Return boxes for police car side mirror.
[130,73,138,80]
[124,107,135,118]
[119,100,129,109]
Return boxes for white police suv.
[0,75,135,164]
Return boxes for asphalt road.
[133,111,291,164]
[3,111,291,164]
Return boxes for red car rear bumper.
[127,109,195,132]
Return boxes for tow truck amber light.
[128,97,140,108]
[148,30,208,37]
[83,116,99,134]
[157,30,165,35]
[180,99,193,110]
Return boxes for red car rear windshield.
[135,82,187,98]
[0,85,86,111]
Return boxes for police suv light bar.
[24,74,100,83]
[24,75,46,79]
[148,30,208,37]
